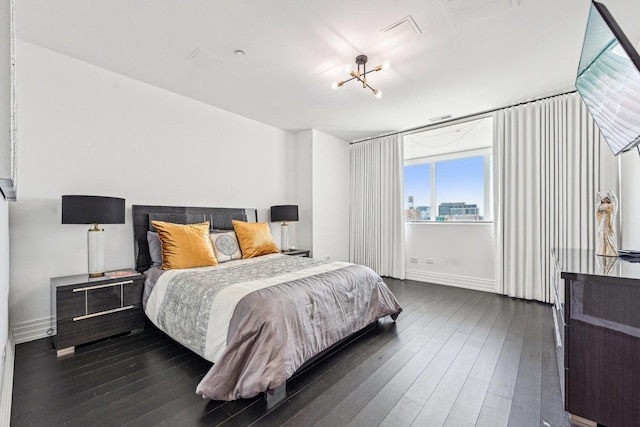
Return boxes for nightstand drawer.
[56,278,143,320]
[56,307,145,350]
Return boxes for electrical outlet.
[425,258,434,264]
[410,257,418,263]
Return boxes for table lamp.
[270,205,298,252]
[62,195,125,277]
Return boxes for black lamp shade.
[62,195,125,224]
[270,205,299,223]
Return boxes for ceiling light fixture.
[331,55,390,99]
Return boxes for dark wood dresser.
[51,270,145,356]
[552,249,640,427]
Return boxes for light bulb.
[343,64,353,74]
[331,81,339,90]
[374,90,383,99]
[382,60,391,70]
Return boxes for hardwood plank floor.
[11,279,570,426]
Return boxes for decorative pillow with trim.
[210,231,242,263]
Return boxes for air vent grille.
[381,15,422,35]
[186,48,226,73]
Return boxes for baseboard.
[0,331,15,427]
[405,269,496,293]
[12,316,55,344]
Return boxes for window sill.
[405,221,494,225]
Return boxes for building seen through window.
[406,196,432,221]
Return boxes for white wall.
[405,223,495,292]
[311,130,350,262]
[9,41,296,342]
[293,130,313,253]
[292,130,350,261]
[0,197,8,395]
[620,151,640,250]
[0,0,11,403]
[617,38,640,252]
[0,0,12,191]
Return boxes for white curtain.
[350,134,406,279]
[494,92,618,302]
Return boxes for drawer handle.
[73,305,135,321]
[72,280,135,292]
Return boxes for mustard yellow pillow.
[232,220,280,259]
[151,220,218,270]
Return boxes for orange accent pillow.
[232,220,280,259]
[151,220,218,270]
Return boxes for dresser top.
[553,248,640,282]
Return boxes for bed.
[132,205,402,401]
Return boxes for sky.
[404,155,486,217]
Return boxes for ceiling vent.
[429,114,453,123]
[439,0,518,32]
[381,15,422,35]
[186,48,226,73]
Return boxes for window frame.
[405,147,493,223]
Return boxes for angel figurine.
[595,190,618,257]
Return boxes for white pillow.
[210,231,242,263]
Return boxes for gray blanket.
[151,255,402,400]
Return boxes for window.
[404,117,493,222]
[404,163,431,220]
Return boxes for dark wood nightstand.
[51,269,145,356]
[282,249,310,257]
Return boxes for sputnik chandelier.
[331,55,390,99]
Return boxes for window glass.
[435,156,485,221]
[404,163,431,221]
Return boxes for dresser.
[51,270,145,356]
[552,249,640,427]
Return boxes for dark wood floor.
[11,279,570,426]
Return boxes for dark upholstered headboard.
[132,205,258,272]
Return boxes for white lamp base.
[281,222,289,252]
[88,226,105,277]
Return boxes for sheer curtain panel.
[350,134,406,279]
[494,93,618,303]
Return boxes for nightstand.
[51,269,145,356]
[282,249,310,257]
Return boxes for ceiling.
[15,0,640,142]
